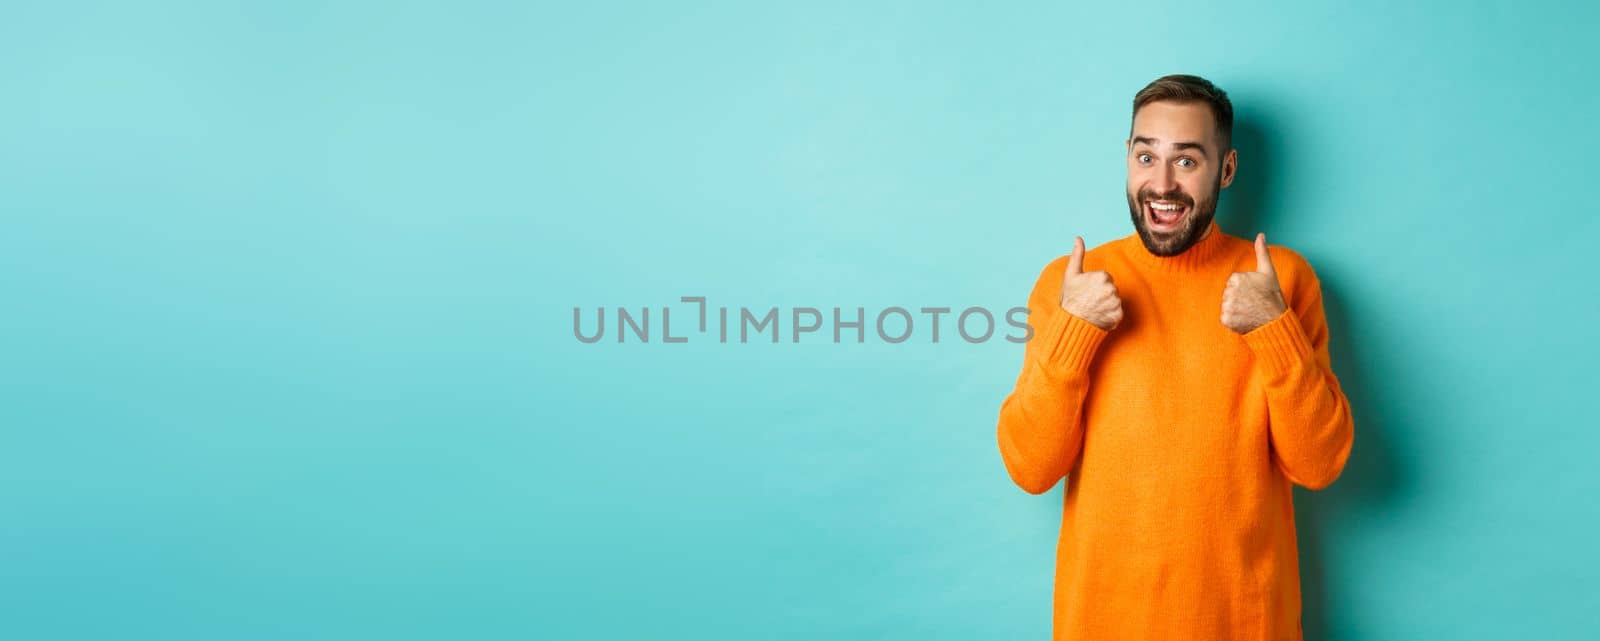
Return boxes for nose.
[1151,163,1178,194]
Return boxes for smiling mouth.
[1145,199,1189,229]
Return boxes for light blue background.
[3,2,1595,639]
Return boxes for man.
[995,74,1355,640]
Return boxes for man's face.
[1125,100,1237,256]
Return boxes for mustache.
[1138,188,1193,207]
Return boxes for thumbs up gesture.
[1060,236,1123,330]
[1221,232,1290,334]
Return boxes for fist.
[1059,236,1123,331]
[1221,232,1289,334]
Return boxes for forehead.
[1130,100,1219,147]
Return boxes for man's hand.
[1222,232,1289,334]
[1060,236,1123,331]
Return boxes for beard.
[1126,173,1222,257]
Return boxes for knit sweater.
[996,218,1355,641]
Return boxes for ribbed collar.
[1123,218,1232,273]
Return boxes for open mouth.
[1145,199,1189,230]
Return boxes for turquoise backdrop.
[4,1,1596,639]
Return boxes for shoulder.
[1261,241,1323,300]
[1266,243,1313,274]
[1035,236,1119,281]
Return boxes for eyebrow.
[1132,136,1210,156]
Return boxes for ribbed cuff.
[1032,309,1109,374]
[1241,308,1313,377]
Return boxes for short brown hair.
[1132,74,1233,151]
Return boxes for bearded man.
[996,74,1356,641]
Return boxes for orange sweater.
[996,218,1355,641]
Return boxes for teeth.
[1150,202,1183,211]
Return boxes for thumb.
[1067,236,1085,275]
[1254,232,1276,276]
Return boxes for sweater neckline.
[1124,218,1231,273]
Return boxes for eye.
[1137,153,1153,164]
[1176,157,1196,168]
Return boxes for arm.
[995,261,1110,495]
[1241,271,1355,490]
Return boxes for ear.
[1219,147,1238,189]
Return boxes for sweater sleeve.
[1240,269,1355,490]
[996,260,1109,495]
